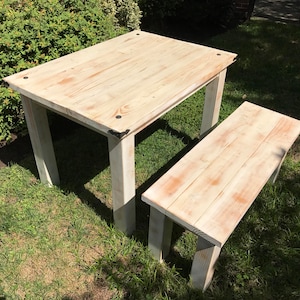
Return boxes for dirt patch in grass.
[65,278,118,300]
[0,173,115,299]
[2,235,114,299]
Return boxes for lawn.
[0,19,300,299]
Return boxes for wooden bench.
[141,101,300,291]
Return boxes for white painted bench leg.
[200,69,227,136]
[269,148,287,183]
[21,95,60,186]
[148,207,173,262]
[108,135,136,235]
[190,237,221,291]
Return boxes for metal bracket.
[108,129,130,139]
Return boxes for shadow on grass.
[207,19,300,120]
[17,113,200,232]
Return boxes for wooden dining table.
[4,30,237,235]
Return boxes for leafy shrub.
[0,0,141,142]
[115,0,142,30]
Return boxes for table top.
[4,30,237,138]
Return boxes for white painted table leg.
[148,207,173,262]
[21,95,60,186]
[190,237,221,291]
[108,134,136,235]
[200,69,227,135]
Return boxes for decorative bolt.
[23,76,29,79]
[116,115,122,119]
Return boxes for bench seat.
[141,101,300,290]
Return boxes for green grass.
[1,19,300,299]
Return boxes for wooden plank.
[21,96,60,186]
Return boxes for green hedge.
[0,0,141,142]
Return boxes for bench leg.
[148,207,173,262]
[190,237,221,291]
[269,149,287,183]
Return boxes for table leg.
[21,95,60,186]
[108,134,136,235]
[200,69,227,135]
